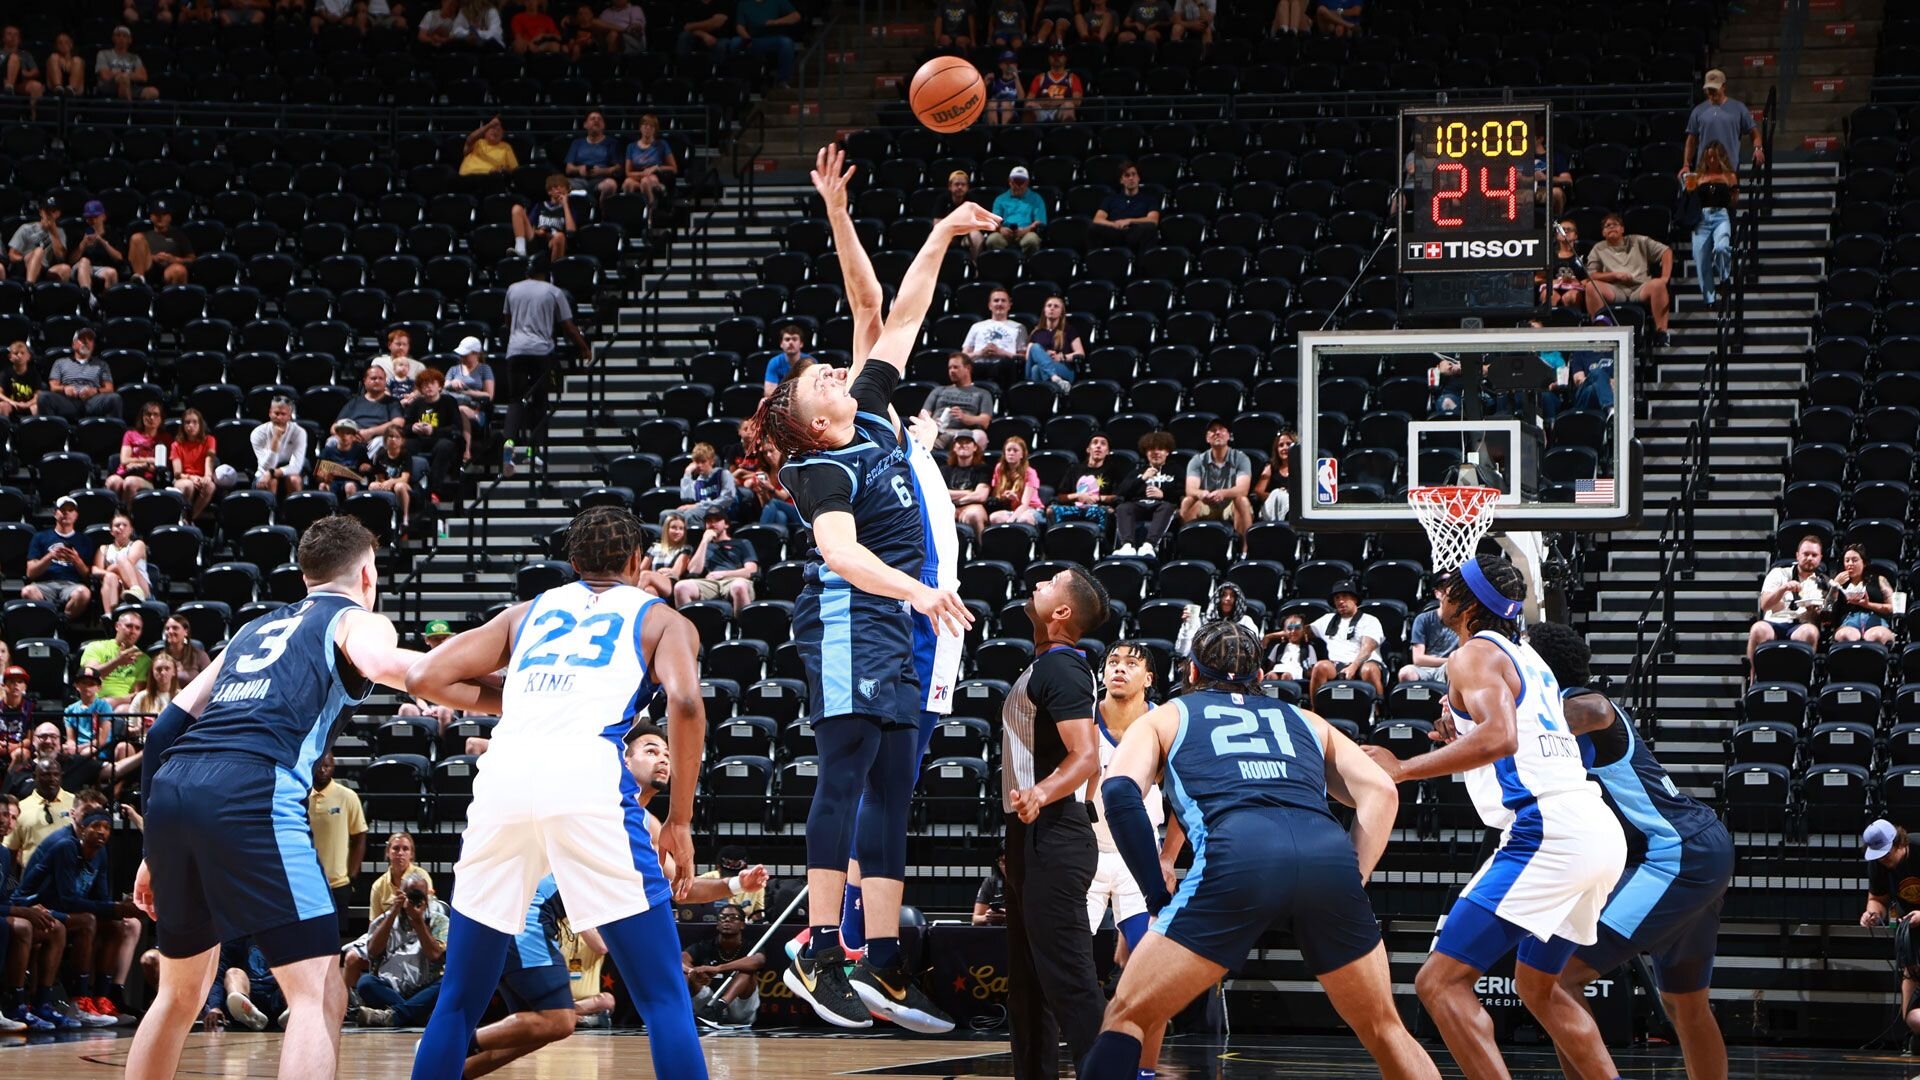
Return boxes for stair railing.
[792,16,844,156]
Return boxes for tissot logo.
[1407,242,1443,260]
[1409,239,1542,261]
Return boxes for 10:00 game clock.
[1398,103,1552,274]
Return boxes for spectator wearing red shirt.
[1024,45,1081,123]
[511,0,564,52]
[168,407,216,521]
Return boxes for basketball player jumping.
[1360,556,1627,1080]
[1079,623,1438,1080]
[129,516,489,1080]
[406,506,709,1080]
[752,159,990,1030]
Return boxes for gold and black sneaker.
[782,945,873,1028]
[848,960,956,1034]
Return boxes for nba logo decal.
[1316,457,1338,505]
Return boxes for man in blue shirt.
[735,0,801,86]
[13,809,143,1023]
[23,495,98,620]
[988,166,1047,254]
[563,111,621,202]
[760,323,816,397]
[1683,69,1763,173]
[1089,161,1161,250]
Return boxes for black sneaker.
[781,946,872,1028]
[1653,330,1672,348]
[848,960,956,1034]
[694,997,731,1030]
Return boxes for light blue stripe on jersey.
[820,586,853,715]
[296,605,363,783]
[1576,695,1685,936]
[271,766,337,922]
[1152,698,1211,938]
[514,876,562,969]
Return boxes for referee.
[1002,566,1109,1079]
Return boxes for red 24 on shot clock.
[1397,103,1553,274]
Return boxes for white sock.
[515,237,527,256]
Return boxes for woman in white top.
[93,510,151,608]
[373,328,427,404]
[252,396,308,497]
[638,511,693,599]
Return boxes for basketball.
[910,56,985,134]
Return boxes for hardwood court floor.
[9,1029,1920,1077]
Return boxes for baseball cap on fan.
[1702,69,1726,91]
[1008,166,1030,182]
[1865,818,1899,861]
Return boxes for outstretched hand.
[905,413,939,452]
[939,200,1001,238]
[911,583,975,637]
[810,143,856,217]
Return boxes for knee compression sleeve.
[806,715,883,871]
[851,724,919,880]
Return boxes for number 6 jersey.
[1163,690,1335,826]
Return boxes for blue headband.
[1190,655,1259,687]
[1460,559,1523,621]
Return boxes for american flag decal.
[1574,478,1616,505]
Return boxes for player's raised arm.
[868,200,1000,374]
[641,603,704,900]
[811,509,972,636]
[811,144,886,367]
[404,604,517,715]
[1314,710,1398,881]
[1100,704,1178,911]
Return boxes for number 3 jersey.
[163,592,370,786]
[474,581,661,819]
[1163,690,1335,828]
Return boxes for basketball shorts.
[144,752,339,964]
[455,734,673,936]
[794,583,920,728]
[1439,790,1627,965]
[499,955,573,1014]
[912,605,964,720]
[1574,820,1734,994]
[1154,807,1381,976]
[1087,849,1149,931]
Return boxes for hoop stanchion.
[1407,486,1503,573]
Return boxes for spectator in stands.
[1050,434,1123,532]
[733,446,797,527]
[43,32,83,96]
[984,0,1025,46]
[963,288,1028,384]
[1690,141,1739,310]
[1534,135,1573,219]
[673,509,757,614]
[446,337,495,432]
[1114,430,1177,557]
[1544,218,1586,309]
[62,670,113,758]
[1262,615,1320,686]
[1117,0,1170,42]
[735,0,800,86]
[639,511,693,598]
[1194,583,1260,643]
[919,352,993,453]
[1170,0,1212,41]
[565,111,621,201]
[340,365,407,444]
[1309,581,1386,700]
[376,328,429,399]
[72,201,128,294]
[1026,295,1083,391]
[1254,427,1296,522]
[156,615,210,684]
[92,512,150,611]
[696,845,769,918]
[12,806,141,1024]
[370,428,415,528]
[759,323,814,396]
[1314,0,1362,34]
[159,406,211,519]
[561,3,598,57]
[684,903,768,1028]
[944,171,989,261]
[405,368,468,500]
[1746,534,1826,673]
[1685,69,1763,174]
[364,832,431,925]
[94,26,158,100]
[678,0,734,54]
[0,665,26,769]
[1584,213,1673,347]
[459,115,519,178]
[351,870,448,1027]
[510,0,563,51]
[250,395,306,497]
[1180,419,1252,539]
[986,52,1023,127]
[621,113,678,209]
[942,435,992,541]
[0,340,38,421]
[1078,0,1116,40]
[129,197,193,286]
[1860,819,1920,1038]
[1829,543,1896,647]
[397,621,459,729]
[932,0,974,50]
[24,496,97,619]
[1270,0,1304,33]
[2,790,77,1033]
[1089,162,1162,251]
[1025,44,1082,122]
[1398,585,1457,684]
[418,0,462,45]
[511,174,576,263]
[501,254,591,454]
[105,400,165,509]
[972,851,1008,925]
[676,441,738,523]
[1030,0,1073,43]
[4,759,73,869]
[122,654,177,766]
[317,418,370,498]
[592,0,647,53]
[0,26,42,101]
[8,199,71,285]
[313,0,372,35]
[80,609,150,705]
[40,328,123,422]
[988,166,1046,255]
[987,434,1044,526]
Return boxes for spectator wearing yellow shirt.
[307,753,368,926]
[78,609,151,704]
[460,115,519,177]
[3,758,74,868]
[368,831,433,921]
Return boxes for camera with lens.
[405,887,428,907]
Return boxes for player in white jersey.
[1361,555,1626,1080]
[405,506,710,1079]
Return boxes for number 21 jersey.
[1164,690,1334,827]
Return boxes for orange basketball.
[910,56,986,134]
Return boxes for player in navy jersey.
[128,516,493,1080]
[1526,621,1733,1080]
[749,159,993,1029]
[1079,623,1440,1080]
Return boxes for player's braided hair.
[744,378,830,457]
[567,505,645,577]
[1188,621,1264,692]
[1443,554,1528,641]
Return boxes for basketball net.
[1407,486,1502,573]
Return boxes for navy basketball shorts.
[793,583,921,729]
[145,752,339,965]
[1154,807,1382,976]
[499,957,573,1014]
[1575,820,1735,994]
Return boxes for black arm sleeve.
[850,362,901,417]
[782,461,855,521]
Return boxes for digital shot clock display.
[1398,103,1553,274]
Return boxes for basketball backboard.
[1297,326,1641,532]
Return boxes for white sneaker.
[1142,541,1158,558]
[0,1010,24,1032]
[278,1008,291,1029]
[228,991,269,1031]
[1113,543,1134,557]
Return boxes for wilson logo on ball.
[932,93,980,123]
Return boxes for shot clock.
[1398,103,1552,274]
